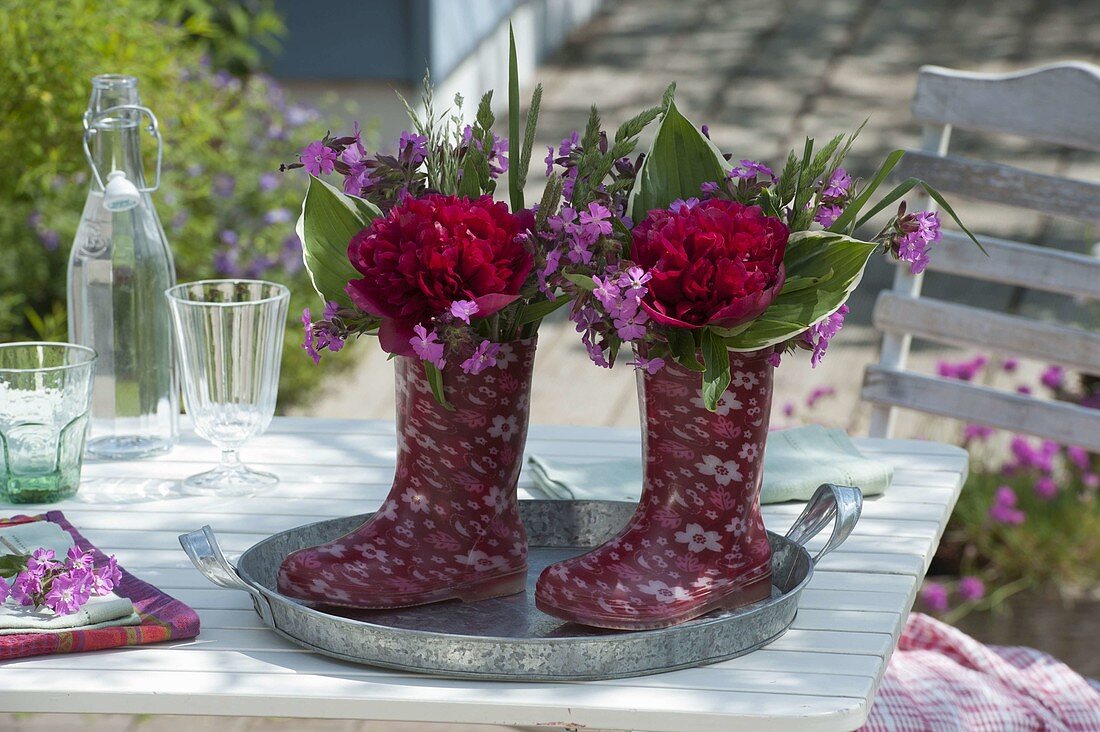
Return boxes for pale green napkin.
[527,425,892,504]
[0,519,140,634]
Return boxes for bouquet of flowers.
[0,546,121,616]
[537,96,980,409]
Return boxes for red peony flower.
[630,199,788,330]
[346,194,534,355]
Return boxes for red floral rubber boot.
[278,339,535,609]
[536,349,774,629]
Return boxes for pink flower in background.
[989,486,1026,525]
[1066,445,1091,471]
[782,402,795,418]
[409,325,446,369]
[1040,365,1065,390]
[1002,358,1019,372]
[1084,473,1100,489]
[920,582,949,612]
[1017,385,1032,395]
[957,576,986,602]
[937,355,988,382]
[300,140,337,175]
[0,578,8,604]
[806,386,836,409]
[962,424,994,443]
[1033,476,1058,500]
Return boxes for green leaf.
[852,177,920,229]
[563,273,597,291]
[0,554,28,578]
[628,99,728,221]
[424,362,454,411]
[725,230,880,351]
[827,149,906,234]
[458,150,484,197]
[701,328,732,412]
[665,328,705,372]
[516,296,570,325]
[923,185,987,255]
[508,24,522,212]
[296,175,382,306]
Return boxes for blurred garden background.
[3,0,1100,699]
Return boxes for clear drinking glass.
[166,280,290,496]
[0,343,97,504]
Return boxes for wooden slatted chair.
[863,62,1100,454]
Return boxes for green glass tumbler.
[0,342,97,504]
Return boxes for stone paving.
[14,0,1100,729]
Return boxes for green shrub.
[0,0,351,410]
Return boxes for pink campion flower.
[301,308,321,365]
[91,556,122,595]
[582,333,610,368]
[669,197,700,213]
[700,181,720,196]
[65,547,94,573]
[630,356,666,375]
[767,351,782,368]
[300,140,337,176]
[591,275,622,311]
[1002,358,1019,372]
[957,576,985,602]
[894,210,942,275]
[398,129,428,166]
[614,308,649,341]
[1067,445,1091,471]
[989,486,1026,525]
[936,355,987,382]
[578,202,613,241]
[10,573,39,606]
[1017,385,1032,395]
[26,548,56,579]
[962,424,994,443]
[814,204,843,228]
[1040,364,1065,390]
[409,325,446,369]
[44,571,92,616]
[920,581,949,612]
[1033,476,1058,500]
[729,159,775,181]
[0,578,8,604]
[618,266,652,298]
[460,340,502,375]
[449,300,479,324]
[821,168,852,200]
[803,305,849,367]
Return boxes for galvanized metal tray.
[181,483,861,681]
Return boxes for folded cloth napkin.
[527,424,893,504]
[0,511,200,660]
[0,520,141,634]
[862,613,1100,731]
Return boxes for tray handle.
[179,525,274,626]
[784,484,863,564]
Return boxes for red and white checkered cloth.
[861,613,1100,731]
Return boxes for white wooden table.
[0,418,967,732]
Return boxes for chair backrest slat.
[863,367,1100,453]
[927,230,1100,298]
[866,62,1100,440]
[912,63,1100,152]
[895,151,1100,222]
[873,292,1100,376]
